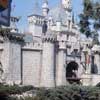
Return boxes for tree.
[79,0,100,44]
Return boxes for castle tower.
[56,0,62,32]
[28,0,43,36]
[42,0,49,17]
[56,34,67,86]
[62,0,72,30]
[40,33,56,87]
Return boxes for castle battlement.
[28,15,44,26]
[0,31,24,42]
[42,33,56,43]
[22,42,42,51]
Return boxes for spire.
[33,0,41,15]
[56,0,62,32]
[42,0,49,17]
[69,0,72,11]
[43,0,48,3]
[56,0,62,22]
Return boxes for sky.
[11,0,83,31]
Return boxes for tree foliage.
[79,0,100,44]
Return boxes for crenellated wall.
[0,33,23,85]
[22,41,42,87]
[40,33,56,87]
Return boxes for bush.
[1,84,100,100]
[0,84,34,100]
[31,85,100,100]
[0,84,34,95]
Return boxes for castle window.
[74,49,78,54]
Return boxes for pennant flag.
[0,0,12,26]
[86,54,90,65]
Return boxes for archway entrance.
[66,61,81,84]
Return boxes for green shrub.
[0,84,34,95]
[1,84,100,100]
[0,84,34,100]
[30,85,100,100]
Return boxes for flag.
[0,0,12,26]
[86,54,90,65]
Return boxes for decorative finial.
[56,0,62,22]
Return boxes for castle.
[0,0,100,87]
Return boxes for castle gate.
[66,61,81,84]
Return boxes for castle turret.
[62,0,72,30]
[28,0,44,36]
[40,32,56,87]
[56,34,67,86]
[42,0,49,17]
[56,0,62,32]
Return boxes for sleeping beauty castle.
[0,0,100,87]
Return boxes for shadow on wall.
[91,64,98,74]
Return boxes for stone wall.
[81,74,100,86]
[2,41,22,84]
[22,49,42,87]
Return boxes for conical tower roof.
[33,0,41,15]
